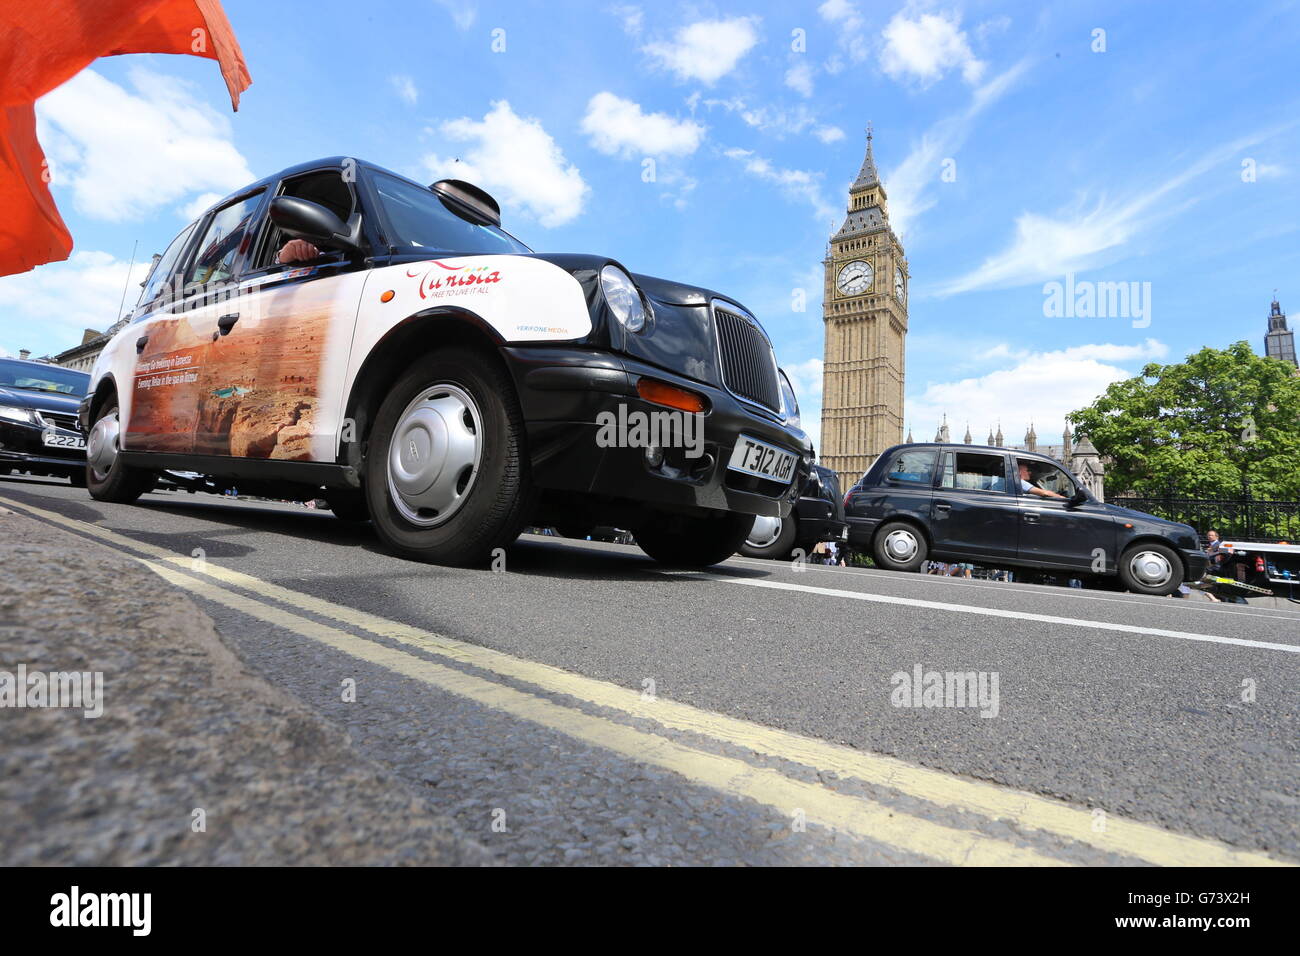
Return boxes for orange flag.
[0,0,251,277]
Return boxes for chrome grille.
[714,305,780,413]
[38,411,81,432]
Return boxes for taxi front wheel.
[85,400,157,503]
[1117,542,1183,596]
[365,348,533,566]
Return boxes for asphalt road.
[3,474,1297,866]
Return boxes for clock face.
[895,266,905,300]
[837,260,873,296]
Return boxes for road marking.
[4,494,1291,867]
[137,558,1064,866]
[708,574,1300,655]
[724,553,1300,623]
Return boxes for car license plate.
[727,434,797,484]
[42,431,86,449]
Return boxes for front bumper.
[794,495,848,543]
[0,419,86,474]
[504,347,809,518]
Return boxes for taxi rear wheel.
[635,511,753,568]
[85,400,156,503]
[365,348,533,565]
[1118,542,1183,596]
[872,520,928,572]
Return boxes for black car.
[0,357,90,485]
[741,462,847,560]
[845,442,1209,595]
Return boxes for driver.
[1018,462,1066,499]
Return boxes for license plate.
[727,434,797,484]
[42,431,86,449]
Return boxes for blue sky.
[2,0,1297,448]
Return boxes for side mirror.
[269,196,363,256]
[1067,488,1088,507]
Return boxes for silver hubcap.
[87,410,120,480]
[386,384,482,528]
[883,528,919,562]
[1130,550,1173,588]
[746,515,782,549]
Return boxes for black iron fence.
[1108,494,1300,542]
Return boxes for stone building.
[819,127,908,489]
[1264,295,1296,367]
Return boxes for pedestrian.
[1205,529,1226,573]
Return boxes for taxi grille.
[714,306,780,413]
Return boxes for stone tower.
[819,127,909,487]
[1265,295,1297,367]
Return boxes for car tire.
[872,520,928,572]
[634,512,753,568]
[323,489,369,522]
[364,347,533,566]
[739,513,798,560]
[86,400,157,503]
[1117,542,1183,596]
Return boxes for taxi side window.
[940,451,1008,493]
[251,170,355,272]
[1020,459,1077,498]
[887,449,937,485]
[136,220,197,314]
[186,191,264,287]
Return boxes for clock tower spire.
[820,126,909,488]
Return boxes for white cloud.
[885,60,1030,240]
[423,100,588,228]
[0,251,152,357]
[937,127,1278,295]
[435,0,477,31]
[390,74,418,106]
[906,339,1169,445]
[881,10,986,87]
[610,4,643,36]
[785,61,815,97]
[701,97,838,142]
[723,147,837,223]
[818,0,868,63]
[581,92,705,158]
[180,191,224,221]
[644,17,760,85]
[36,67,253,223]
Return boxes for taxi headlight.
[600,265,645,333]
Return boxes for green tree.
[1067,342,1300,499]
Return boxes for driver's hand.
[276,239,321,264]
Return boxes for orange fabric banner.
[0,0,251,277]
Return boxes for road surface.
[2,475,1296,866]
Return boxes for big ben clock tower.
[820,126,908,487]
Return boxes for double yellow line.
[2,493,1290,867]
